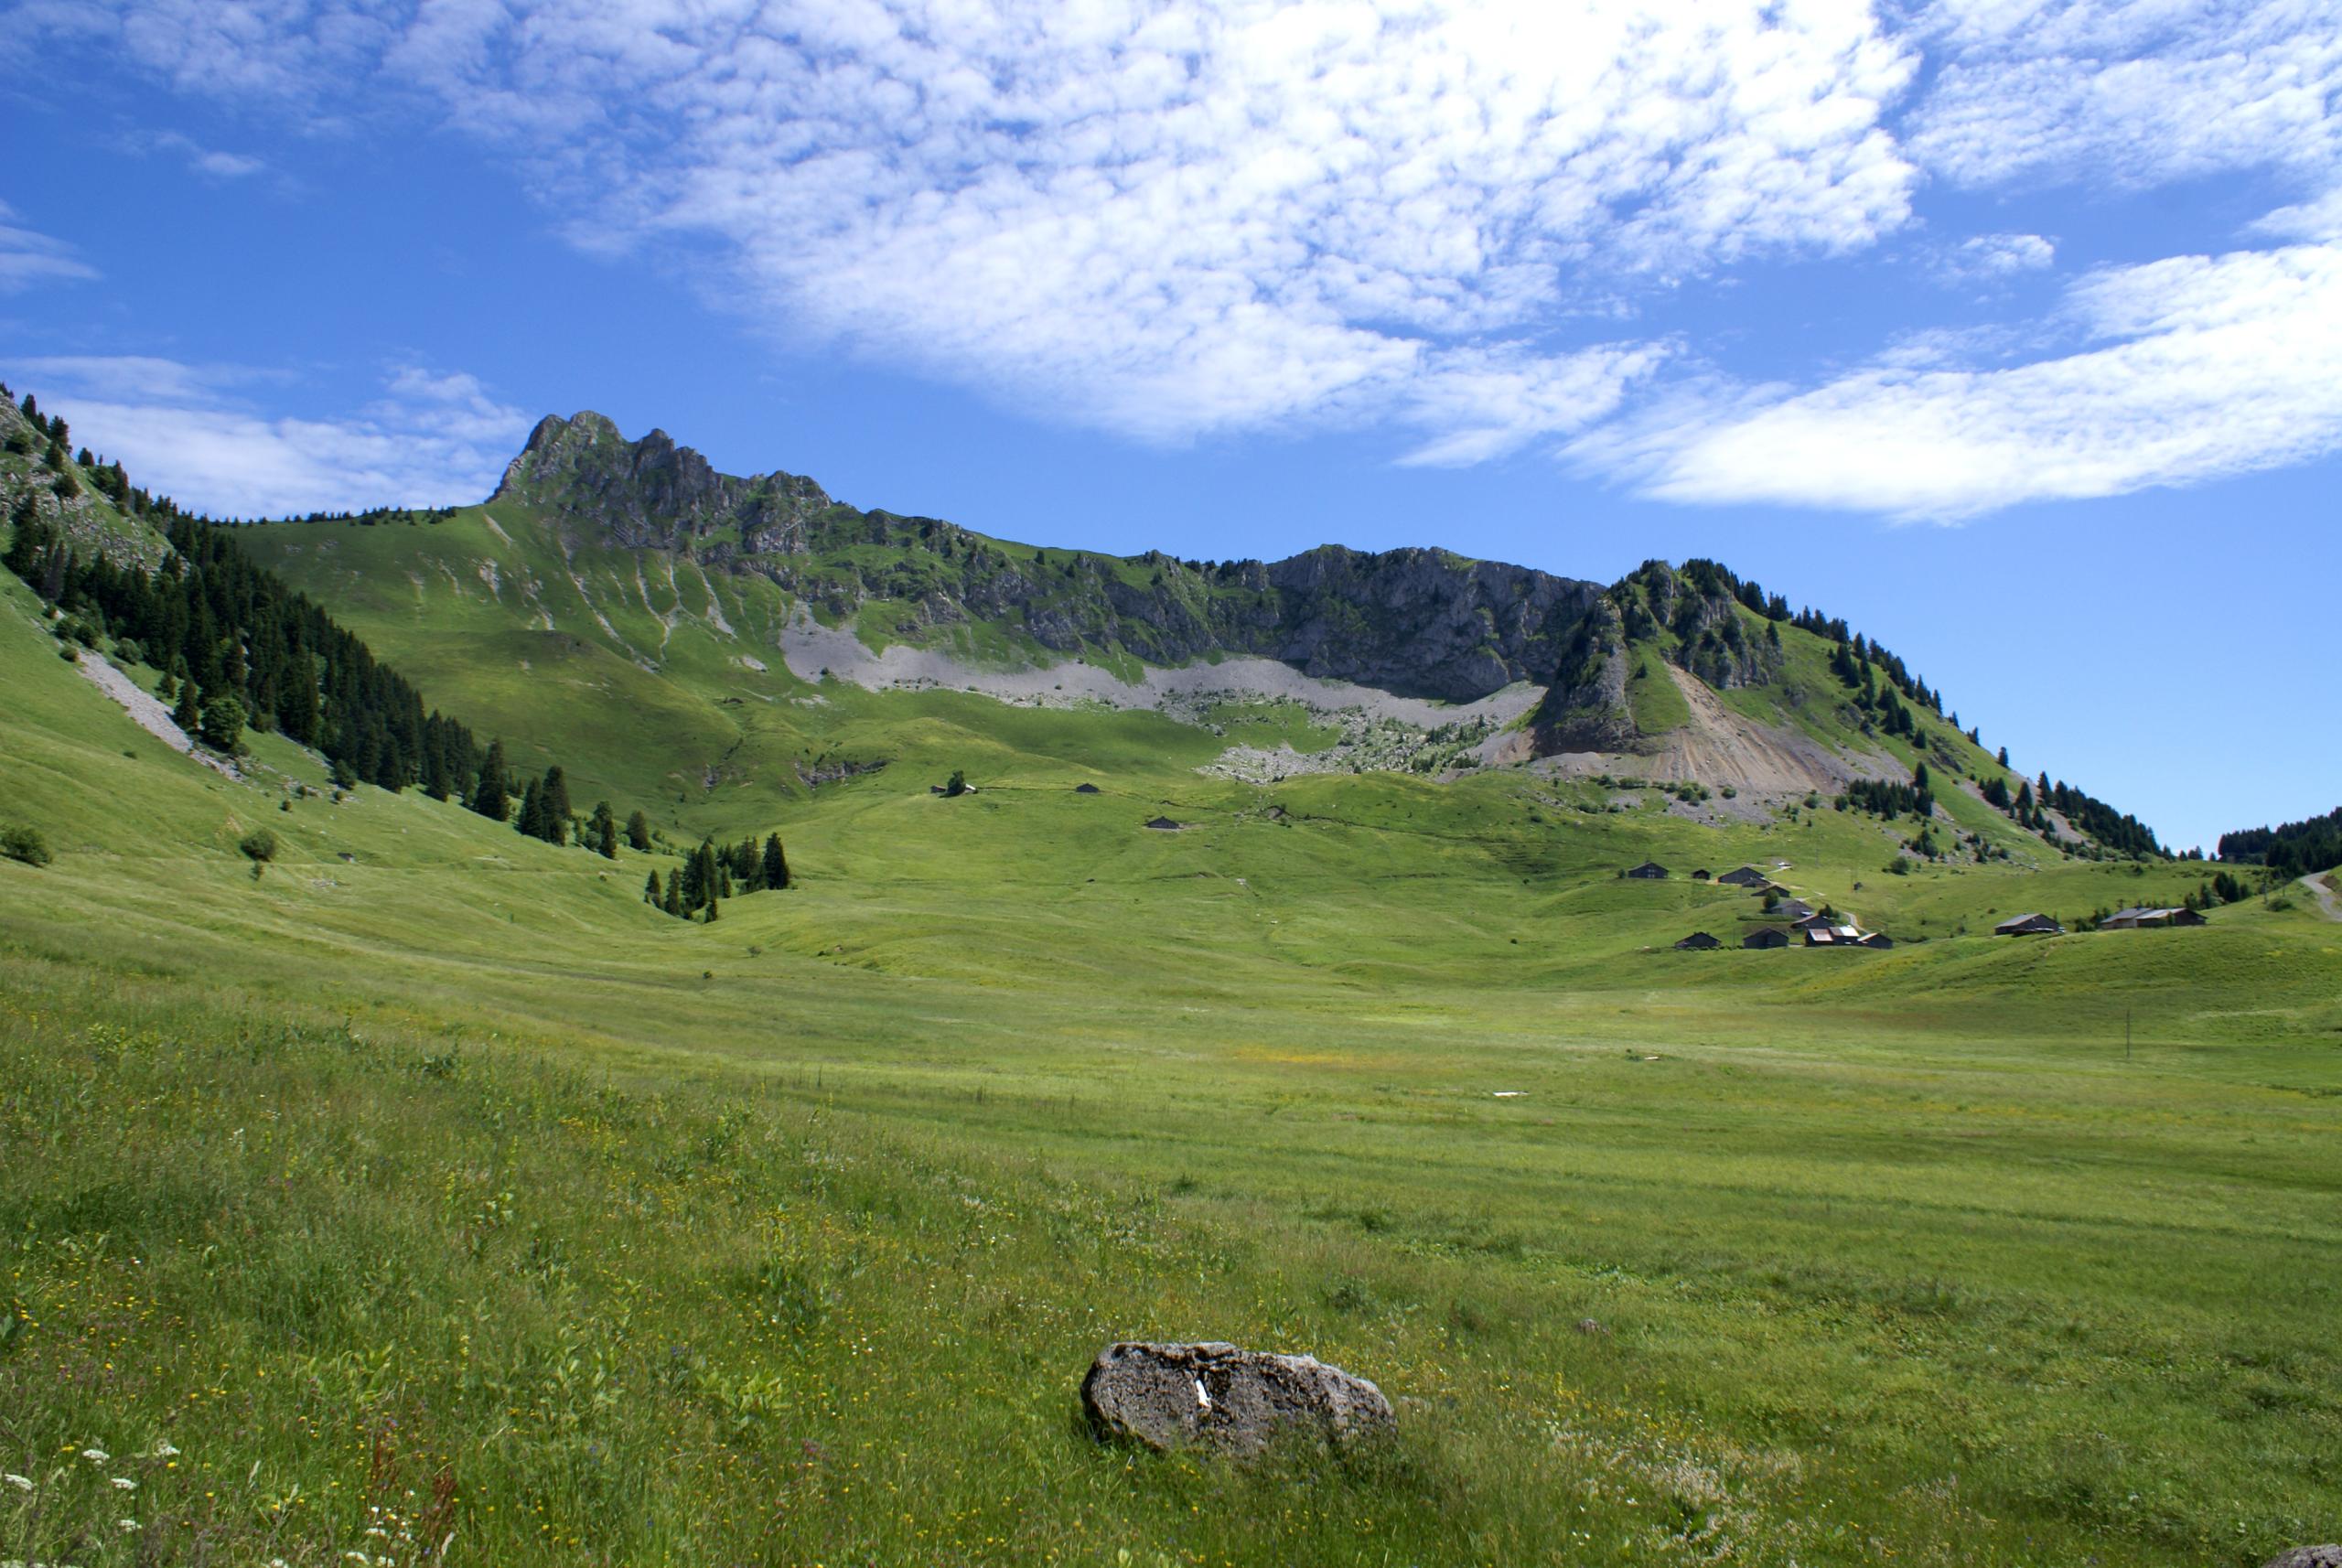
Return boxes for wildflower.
[119,1519,141,1532]
[148,1441,179,1459]
[81,1447,110,1463]
[4,1474,30,1490]
[113,1477,138,1490]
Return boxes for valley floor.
[4,584,2339,1566]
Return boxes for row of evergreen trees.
[2,385,693,878]
[2218,806,2342,878]
[5,490,482,794]
[1842,773,1936,822]
[644,833,791,921]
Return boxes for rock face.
[494,413,836,556]
[2263,1549,2342,1568]
[1081,1341,1394,1457]
[484,413,1601,703]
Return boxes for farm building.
[1074,783,1101,794]
[1743,928,1791,949]
[1861,933,1895,950]
[1692,868,1712,881]
[1790,911,1838,933]
[1773,898,1818,922]
[1718,866,1768,887]
[1803,926,1867,948]
[1144,816,1183,831]
[1626,861,1670,879]
[1995,913,2063,937]
[2100,907,2207,930]
[1674,931,1723,950]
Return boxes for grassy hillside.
[4,543,2340,1566]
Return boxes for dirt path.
[78,652,240,779]
[2301,873,2342,923]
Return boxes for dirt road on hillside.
[2301,873,2342,922]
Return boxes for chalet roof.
[1144,816,1182,831]
[1717,865,1767,886]
[1994,912,2059,934]
[1674,931,1722,950]
[1628,860,1669,874]
[1074,782,1101,794]
[1743,927,1790,947]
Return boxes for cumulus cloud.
[13,356,533,517]
[26,1,1921,456]
[17,0,2342,518]
[1932,231,2056,285]
[0,200,99,293]
[1569,241,2342,518]
[1909,0,2342,188]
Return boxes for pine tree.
[704,895,719,923]
[662,875,682,917]
[625,810,652,853]
[472,739,511,821]
[761,833,790,890]
[542,768,571,844]
[591,801,618,859]
[172,679,202,736]
[644,868,661,904]
[516,776,546,840]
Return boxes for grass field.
[3,557,2339,1566]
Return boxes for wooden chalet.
[1717,865,1768,887]
[1626,860,1671,879]
[1743,928,1790,950]
[1773,897,1817,922]
[1803,926,1866,948]
[1144,816,1183,831]
[1692,868,1712,881]
[2099,907,2207,930]
[1994,913,2062,937]
[1674,931,1723,950]
[1074,782,1101,794]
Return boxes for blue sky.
[3,1,2337,853]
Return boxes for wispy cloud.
[18,0,2342,519]
[10,355,532,517]
[1570,241,2342,518]
[0,200,99,293]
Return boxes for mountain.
[2,389,2157,864]
[493,411,1603,703]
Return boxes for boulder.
[2264,1550,2342,1568]
[1081,1341,1394,1457]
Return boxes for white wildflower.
[118,1519,141,1532]
[148,1441,179,1459]
[3,1473,30,1490]
[81,1448,110,1463]
[112,1477,137,1490]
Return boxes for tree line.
[2,384,806,900]
[2218,806,2342,879]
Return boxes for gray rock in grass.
[1081,1341,1394,1457]
[2263,1550,2342,1568]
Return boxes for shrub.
[1,823,52,867]
[239,828,278,864]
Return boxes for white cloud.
[12,356,532,517]
[26,1,1921,454]
[1933,231,2056,285]
[22,1,2342,518]
[1910,0,2342,188]
[0,200,99,293]
[1569,240,2342,518]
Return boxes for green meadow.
[4,555,2340,1567]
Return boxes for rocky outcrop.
[1081,1341,1394,1456]
[1531,596,1638,752]
[487,411,1604,703]
[2263,1551,2342,1568]
[493,413,835,555]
